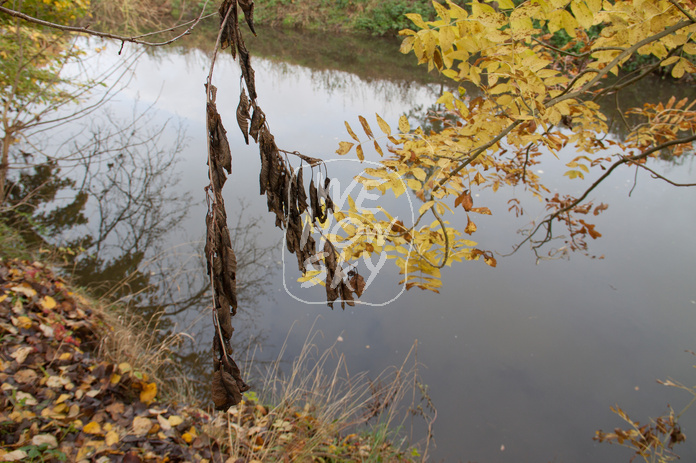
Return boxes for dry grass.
[89,0,176,34]
[94,302,197,403]
[219,321,435,462]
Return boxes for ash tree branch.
[632,161,696,187]
[510,133,696,254]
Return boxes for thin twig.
[510,133,696,253]
[0,4,210,48]
[547,20,694,108]
[631,160,696,187]
[667,0,696,22]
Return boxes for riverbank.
[169,0,442,36]
[0,234,426,461]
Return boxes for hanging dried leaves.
[219,0,239,58]
[203,5,370,410]
[236,88,250,145]
[205,86,249,409]
[238,0,256,36]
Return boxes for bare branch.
[510,133,696,253]
[632,161,696,187]
[0,4,212,49]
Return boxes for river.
[27,24,696,462]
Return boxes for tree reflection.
[1,105,277,400]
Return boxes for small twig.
[546,20,694,108]
[0,4,210,47]
[278,149,323,167]
[433,119,523,193]
[628,164,639,197]
[667,0,696,22]
[521,142,533,183]
[510,133,696,253]
[631,161,696,187]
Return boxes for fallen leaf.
[118,362,132,374]
[105,430,119,446]
[132,416,152,436]
[11,316,32,329]
[1,450,28,461]
[9,284,36,298]
[46,376,65,388]
[83,421,102,435]
[122,451,142,463]
[168,415,183,427]
[14,369,37,384]
[39,296,57,310]
[32,434,58,448]
[38,324,54,337]
[15,391,37,406]
[10,347,33,364]
[140,382,157,405]
[156,414,172,432]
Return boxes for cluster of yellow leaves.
[335,0,695,290]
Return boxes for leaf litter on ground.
[0,258,422,462]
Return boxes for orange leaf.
[455,190,474,211]
[464,215,477,235]
[470,207,491,215]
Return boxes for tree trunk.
[0,131,11,205]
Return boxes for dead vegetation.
[0,257,433,462]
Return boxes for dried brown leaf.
[236,88,250,145]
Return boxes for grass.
[218,322,435,461]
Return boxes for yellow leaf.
[373,140,384,157]
[570,0,594,29]
[39,296,57,310]
[494,0,515,9]
[375,113,391,135]
[412,167,427,181]
[345,121,359,142]
[671,59,686,79]
[83,421,102,435]
[336,141,354,156]
[398,115,410,133]
[140,382,157,405]
[13,316,32,329]
[118,362,132,374]
[182,432,193,443]
[419,200,435,216]
[110,374,121,385]
[105,430,119,446]
[168,415,184,427]
[405,13,428,29]
[359,115,374,139]
[356,144,365,161]
[660,56,680,67]
[406,179,422,190]
[55,394,71,405]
